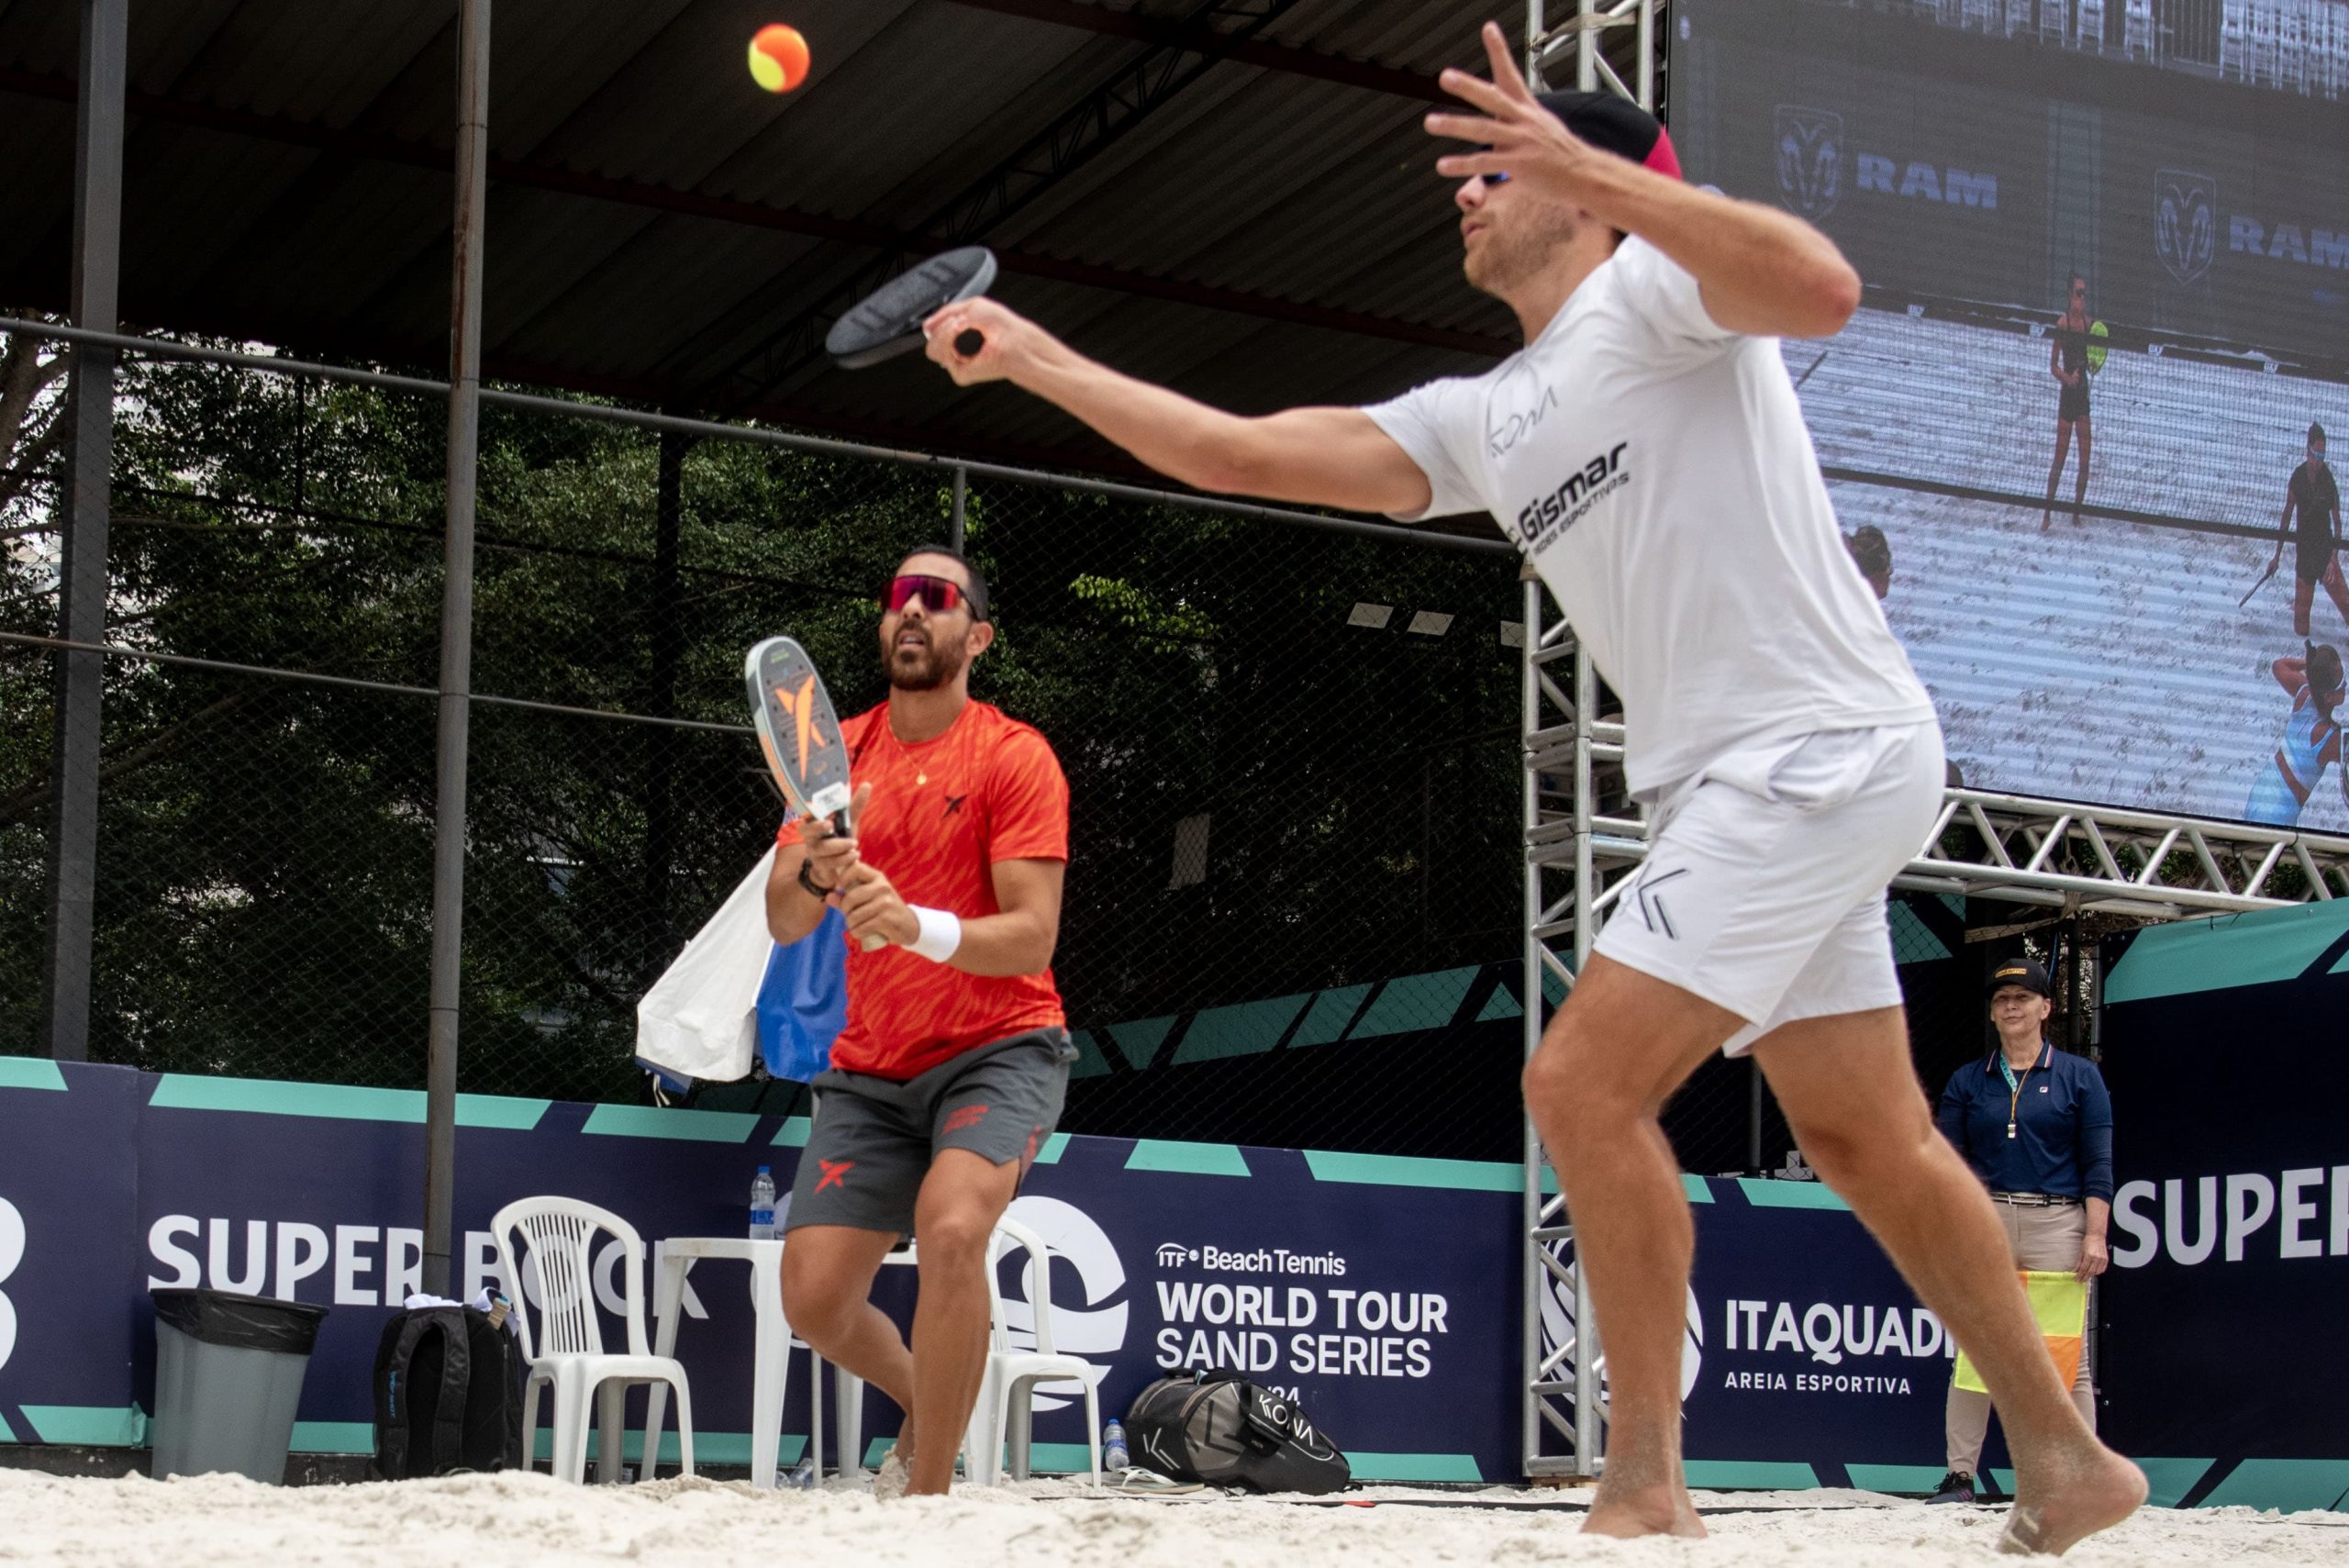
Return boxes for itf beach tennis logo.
[999,1195,1128,1412]
[1538,1239,1703,1408]
[2155,170,2219,285]
[0,1196,24,1374]
[1774,106,1843,218]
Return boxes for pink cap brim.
[1643,128,1682,181]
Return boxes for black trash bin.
[150,1288,329,1482]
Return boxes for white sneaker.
[1105,1466,1204,1496]
[873,1442,914,1501]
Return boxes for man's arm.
[921,307,1432,515]
[1426,24,1859,339]
[2276,487,2299,567]
[834,856,1065,977]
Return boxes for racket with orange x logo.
[746,636,883,951]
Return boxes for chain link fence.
[2,333,1540,1156]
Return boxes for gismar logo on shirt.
[1515,441,1629,552]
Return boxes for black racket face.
[746,637,854,823]
[826,247,998,369]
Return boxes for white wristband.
[907,905,963,963]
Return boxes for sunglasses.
[883,573,969,615]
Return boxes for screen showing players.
[1671,0,2349,829]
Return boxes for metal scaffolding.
[1513,0,2349,1484]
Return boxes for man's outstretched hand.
[923,297,1045,387]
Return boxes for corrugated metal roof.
[0,0,1647,475]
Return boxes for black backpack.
[1123,1369,1351,1495]
[371,1303,527,1479]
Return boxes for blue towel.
[756,906,849,1083]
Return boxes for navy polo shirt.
[1934,1041,2114,1202]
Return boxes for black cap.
[1534,90,1682,179]
[1986,959,2051,998]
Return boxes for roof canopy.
[0,1,1643,474]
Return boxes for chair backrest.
[987,1215,1059,1356]
[490,1195,651,1363]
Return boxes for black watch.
[796,859,835,899]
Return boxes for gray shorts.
[784,1028,1076,1237]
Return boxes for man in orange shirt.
[765,545,1074,1498]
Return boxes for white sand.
[2,1470,2343,1568]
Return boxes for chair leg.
[642,1372,667,1484]
[807,1351,827,1481]
[1082,1381,1102,1487]
[666,1370,696,1480]
[522,1374,544,1475]
[964,1362,1001,1486]
[550,1368,588,1485]
[1006,1377,1034,1483]
[596,1378,626,1484]
[838,1370,863,1479]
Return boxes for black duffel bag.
[1123,1368,1351,1495]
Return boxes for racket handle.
[954,328,985,358]
[829,806,890,951]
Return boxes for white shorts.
[1593,721,1945,1055]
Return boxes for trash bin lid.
[151,1288,329,1355]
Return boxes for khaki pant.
[1944,1197,2097,1473]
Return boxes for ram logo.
[1775,106,1843,218]
[2156,169,2218,285]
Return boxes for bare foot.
[874,1421,917,1501]
[1584,1479,1708,1540]
[1998,1443,2146,1555]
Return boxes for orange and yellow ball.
[748,25,810,93]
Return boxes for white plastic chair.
[493,1196,696,1484]
[965,1215,1102,1486]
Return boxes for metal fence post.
[423,0,492,1298]
[39,0,128,1064]
[950,462,969,552]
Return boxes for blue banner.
[0,1060,1976,1485]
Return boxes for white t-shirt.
[1364,237,1935,795]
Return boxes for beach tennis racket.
[2087,320,2109,375]
[826,247,996,368]
[2240,560,2278,607]
[746,636,883,951]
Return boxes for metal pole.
[1569,639,1603,1473]
[950,463,968,552]
[1518,573,1543,1477]
[1636,0,1655,110]
[39,0,128,1063]
[1577,0,1598,92]
[1748,1060,1765,1171]
[423,0,491,1299]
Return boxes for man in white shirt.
[918,23,2142,1552]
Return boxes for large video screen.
[1671,0,2349,829]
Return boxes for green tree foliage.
[1,341,1522,1109]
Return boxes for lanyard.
[1998,1049,2039,1140]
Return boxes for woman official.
[1927,957,2113,1506]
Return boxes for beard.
[881,625,969,692]
[1464,204,1584,299]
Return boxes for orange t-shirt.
[776,699,1068,1080]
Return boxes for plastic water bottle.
[786,1456,817,1489]
[749,1165,778,1240]
[1102,1418,1129,1473]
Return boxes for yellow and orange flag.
[1953,1270,2087,1394]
